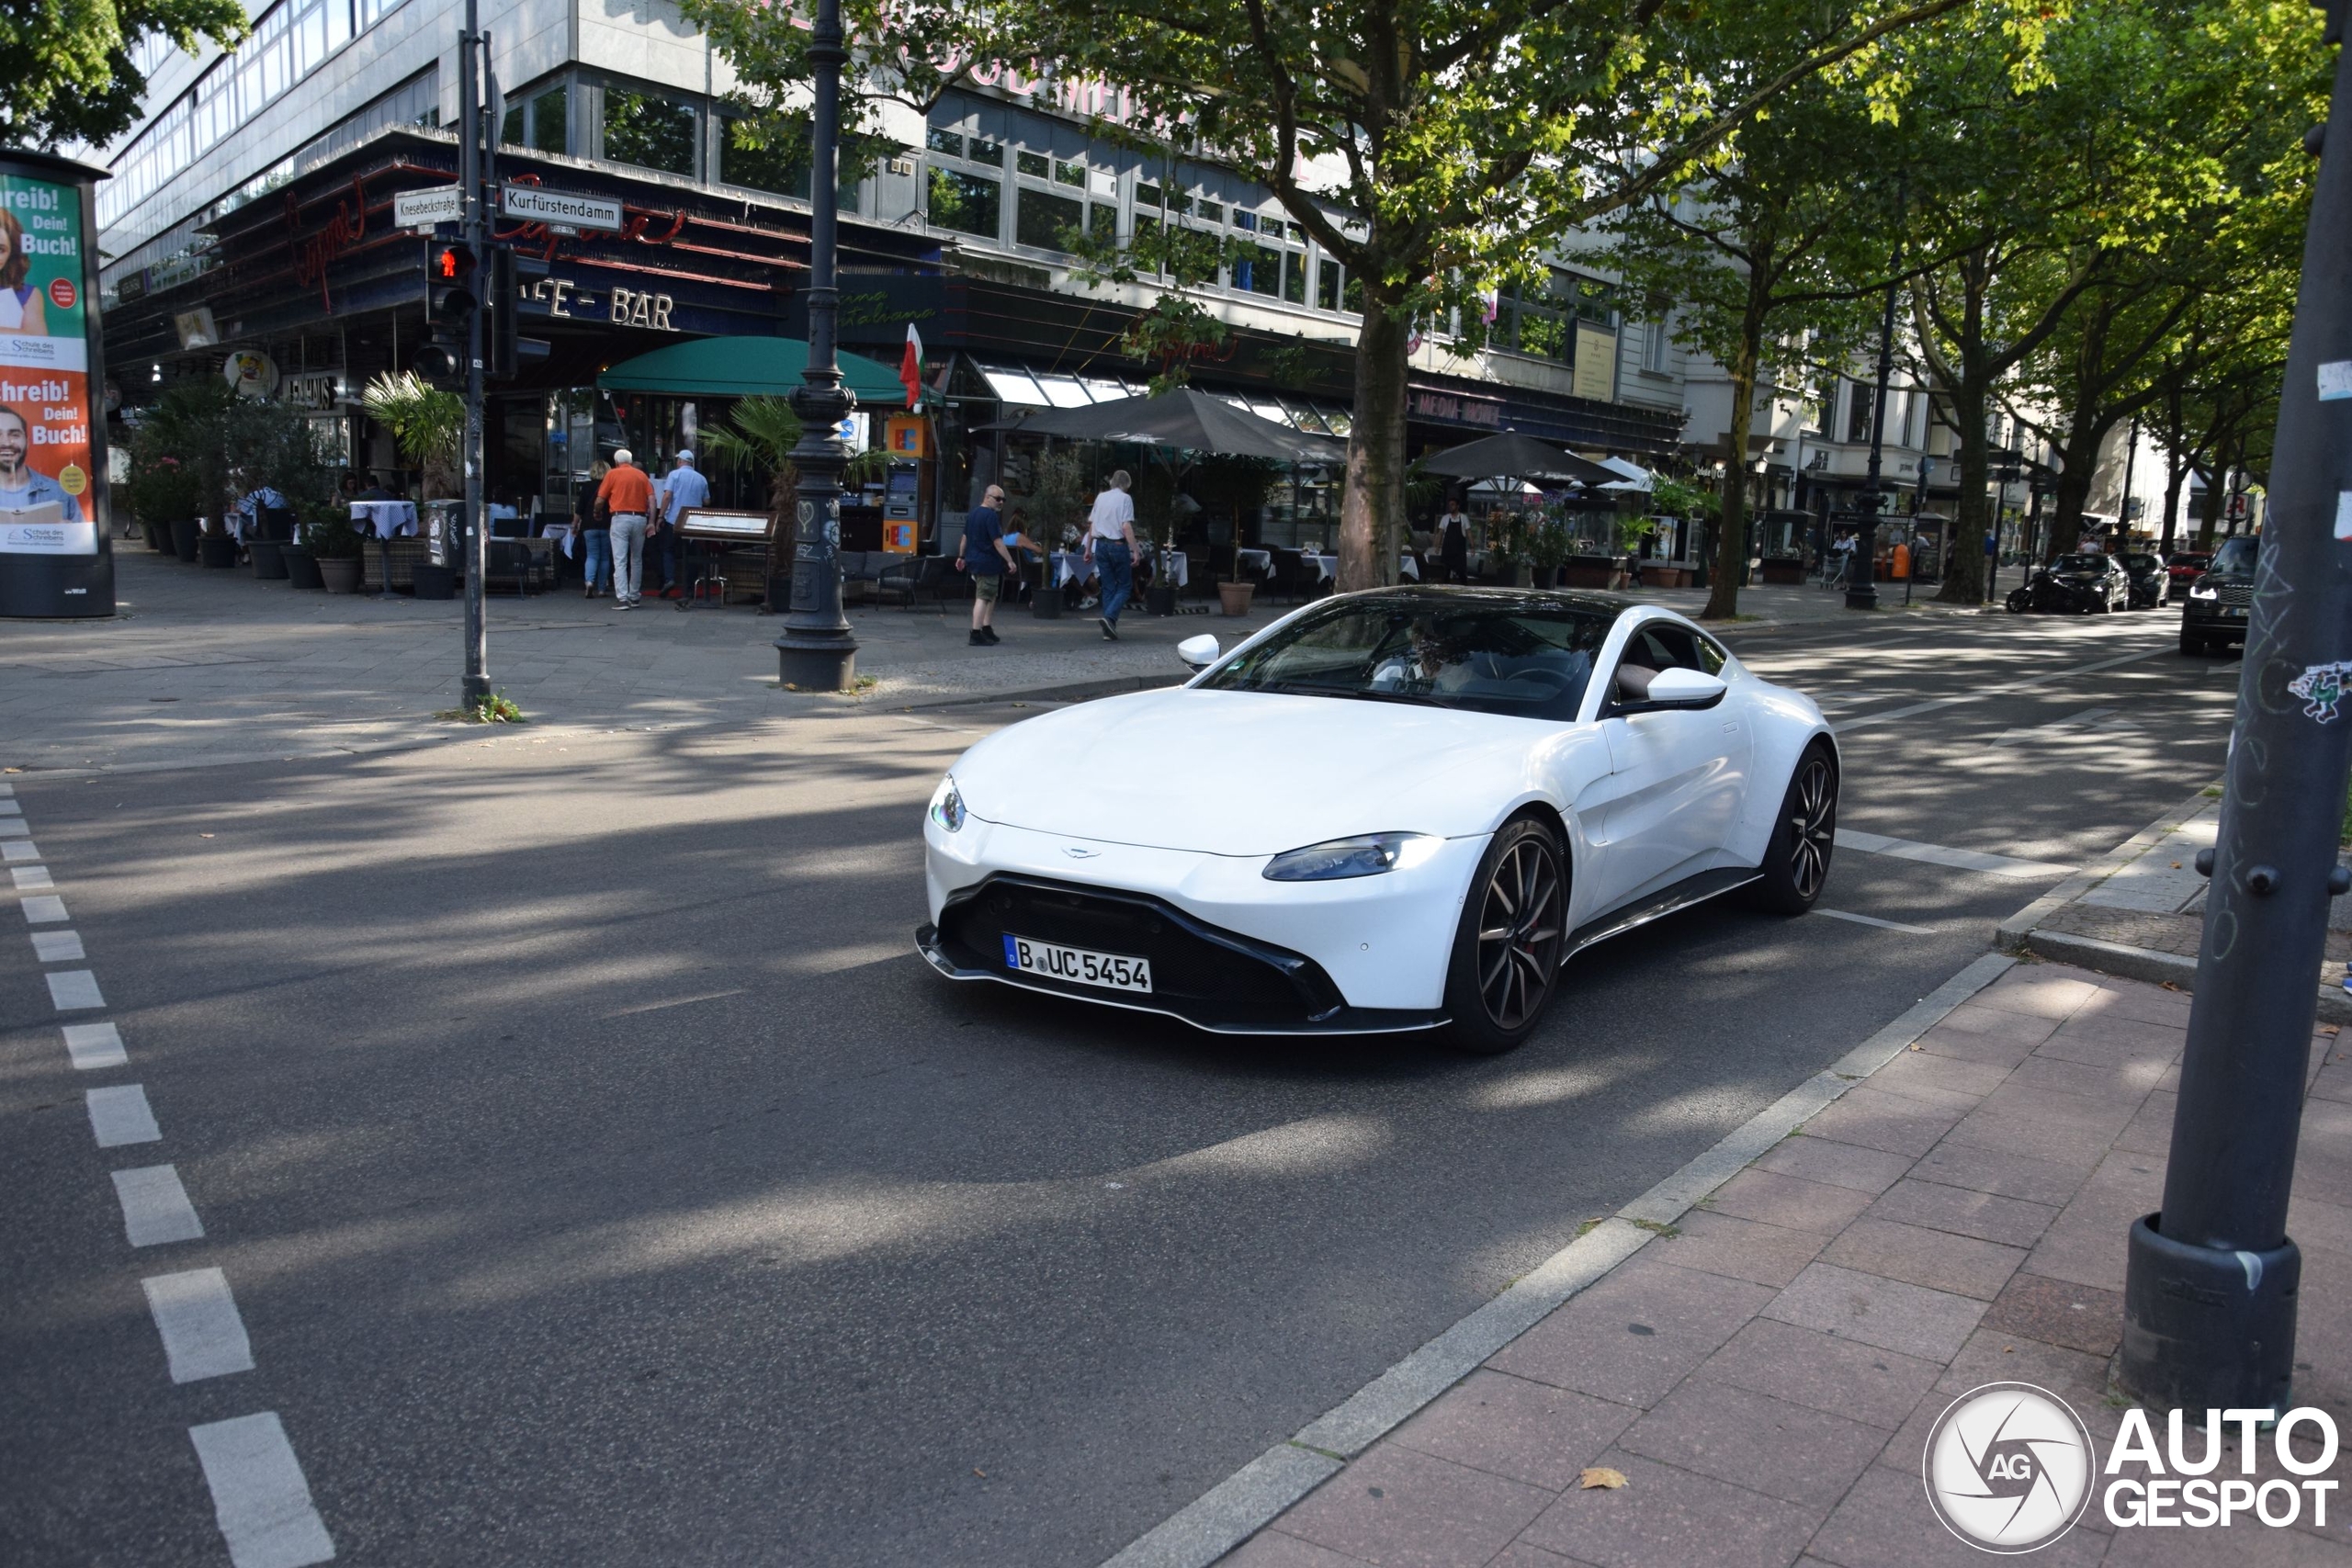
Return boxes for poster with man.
[0,167,96,557]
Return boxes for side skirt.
[1562,866,1763,963]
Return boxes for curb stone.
[1098,952,2018,1568]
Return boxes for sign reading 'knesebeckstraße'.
[502,186,623,231]
[0,169,96,554]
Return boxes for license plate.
[1003,934,1153,993]
[2225,607,2247,618]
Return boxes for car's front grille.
[2217,582,2253,608]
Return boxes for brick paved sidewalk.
[1211,962,2352,1568]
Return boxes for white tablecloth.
[350,501,418,540]
[1237,548,1272,578]
[542,522,576,558]
[1160,549,1189,589]
[1307,553,1417,582]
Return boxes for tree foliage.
[0,0,246,149]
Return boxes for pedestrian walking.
[598,447,655,609]
[654,449,709,600]
[961,484,1017,645]
[1086,470,1139,640]
[1436,498,1470,585]
[577,459,613,598]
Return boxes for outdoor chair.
[872,554,927,607]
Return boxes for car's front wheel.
[1441,817,1567,1055]
[1746,744,1838,915]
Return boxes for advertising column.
[0,150,112,618]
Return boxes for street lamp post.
[2117,3,2352,1413]
[773,0,859,692]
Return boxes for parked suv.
[2179,536,2256,655]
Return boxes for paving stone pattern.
[1221,963,2352,1568]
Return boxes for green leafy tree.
[0,0,246,149]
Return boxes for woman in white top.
[1084,469,1140,640]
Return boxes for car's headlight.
[1263,832,1441,881]
[2189,584,2220,600]
[929,774,966,832]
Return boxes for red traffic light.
[433,244,477,281]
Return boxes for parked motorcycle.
[2006,569,2071,614]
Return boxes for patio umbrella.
[997,387,1346,464]
[1418,432,1619,488]
[1592,456,1656,492]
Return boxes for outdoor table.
[1307,553,1417,581]
[1236,548,1272,578]
[349,501,419,539]
[1051,550,1093,587]
[541,521,575,558]
[1159,549,1189,589]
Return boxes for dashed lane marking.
[20,893,66,921]
[46,968,103,1010]
[141,1268,254,1383]
[62,1021,127,1070]
[0,796,20,814]
[1815,908,1938,935]
[32,929,84,962]
[11,864,53,889]
[2,840,39,862]
[1833,829,2075,879]
[87,1084,162,1147]
[114,1165,205,1247]
[1830,647,2163,735]
[0,818,27,837]
[189,1413,337,1568]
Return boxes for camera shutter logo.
[1922,1382,2095,1552]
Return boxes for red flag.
[899,322,923,410]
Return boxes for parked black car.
[2018,551,2132,613]
[2180,536,2256,655]
[2120,552,2167,609]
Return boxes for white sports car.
[917,587,1838,1052]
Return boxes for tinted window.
[2211,537,2257,575]
[2125,554,2161,571]
[2055,554,2110,572]
[1199,597,1618,722]
[929,168,1001,237]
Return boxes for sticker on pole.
[2288,661,2352,723]
[2321,361,2352,401]
[2336,492,2352,542]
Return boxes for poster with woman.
[0,170,97,556]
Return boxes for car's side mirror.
[1615,667,1727,715]
[1178,634,1221,671]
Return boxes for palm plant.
[360,372,464,497]
[697,397,803,518]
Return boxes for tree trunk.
[1339,301,1409,592]
[1935,378,1988,603]
[2046,416,2100,559]
[2160,456,2187,557]
[1702,299,1767,620]
[2195,461,2223,550]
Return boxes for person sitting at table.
[337,472,363,502]
[358,474,398,501]
[230,480,288,541]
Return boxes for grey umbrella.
[996,387,1347,464]
[1417,432,1619,488]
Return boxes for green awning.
[598,336,907,406]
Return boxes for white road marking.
[0,797,20,815]
[32,929,84,962]
[188,1414,337,1568]
[114,1165,205,1247]
[1815,908,1938,935]
[1834,829,2074,879]
[11,864,53,889]
[1831,648,2163,735]
[46,968,103,1010]
[87,1084,162,1146]
[1985,706,2118,747]
[142,1268,254,1382]
[20,893,67,921]
[0,818,28,837]
[62,1021,128,1069]
[2,840,38,862]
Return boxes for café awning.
[1419,433,1619,488]
[598,337,906,406]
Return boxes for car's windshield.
[1198,595,1621,721]
[2124,554,2161,572]
[2211,537,2258,575]
[2055,554,2109,572]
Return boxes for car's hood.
[950,687,1583,855]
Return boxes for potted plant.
[1484,512,1528,587]
[250,534,289,580]
[1528,516,1571,589]
[1191,456,1281,616]
[307,510,365,592]
[698,395,805,611]
[283,535,324,589]
[360,372,464,499]
[1024,447,1092,618]
[1136,464,1182,615]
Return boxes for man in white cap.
[654,448,710,600]
[595,447,654,608]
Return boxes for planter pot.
[318,555,364,594]
[1560,558,1617,589]
[411,562,456,600]
[283,548,324,590]
[1217,581,1257,616]
[141,521,168,554]
[250,539,288,580]
[1487,563,1521,587]
[170,517,201,561]
[1030,584,1063,617]
[1759,558,1804,585]
[1146,583,1180,616]
[198,534,240,569]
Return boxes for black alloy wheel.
[1746,745,1839,915]
[1442,818,1566,1055]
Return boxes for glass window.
[530,85,568,154]
[1287,220,1307,243]
[720,118,809,197]
[1342,271,1363,313]
[1198,199,1224,222]
[604,89,696,175]
[968,137,1006,165]
[1845,382,1872,444]
[1015,186,1084,250]
[1283,251,1306,304]
[502,103,524,145]
[1235,243,1281,297]
[1166,188,1193,214]
[1016,149,1049,177]
[1089,204,1116,243]
[1135,182,1162,209]
[1199,596,1619,722]
[925,126,964,157]
[1642,319,1670,373]
[929,167,1001,237]
[1231,211,1256,231]
[1055,159,1085,187]
[1317,258,1340,310]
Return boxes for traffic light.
[416,242,479,387]
[487,245,551,381]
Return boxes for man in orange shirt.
[596,448,655,608]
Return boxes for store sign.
[0,170,97,553]
[280,371,340,412]
[222,349,278,398]
[607,288,677,331]
[503,186,624,231]
[1408,389,1503,428]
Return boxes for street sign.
[501,186,623,231]
[2226,491,2252,522]
[393,187,463,229]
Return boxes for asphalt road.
[0,603,2235,1567]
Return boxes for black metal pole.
[459,1,489,705]
[1845,275,1898,611]
[774,0,859,690]
[2119,0,2352,1412]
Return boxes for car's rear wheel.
[1441,817,1566,1055]
[1745,744,1838,915]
